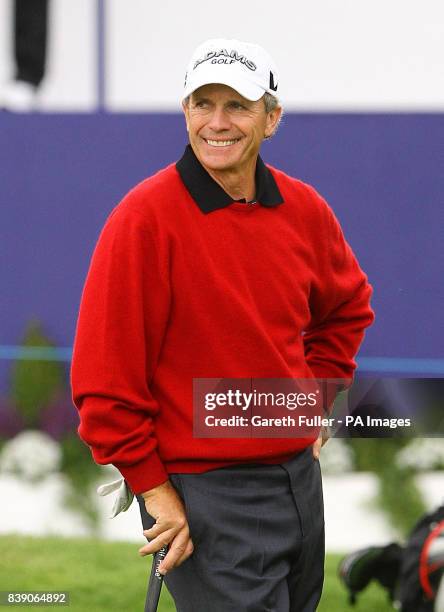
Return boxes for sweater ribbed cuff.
[114,452,169,495]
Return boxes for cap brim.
[183,67,264,102]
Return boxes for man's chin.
[198,150,241,173]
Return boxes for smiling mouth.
[204,138,241,147]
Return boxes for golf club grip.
[144,545,168,612]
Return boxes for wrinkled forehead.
[191,83,243,98]
[190,83,256,103]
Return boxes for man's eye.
[194,101,208,109]
[230,102,245,110]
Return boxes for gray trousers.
[137,448,325,612]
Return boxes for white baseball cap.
[183,38,279,102]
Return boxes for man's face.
[182,84,282,174]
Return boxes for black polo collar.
[176,145,284,214]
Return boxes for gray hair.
[263,92,282,138]
[263,92,279,113]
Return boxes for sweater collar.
[176,145,284,214]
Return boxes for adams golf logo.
[193,48,257,71]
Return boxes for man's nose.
[207,107,231,132]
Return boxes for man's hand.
[138,480,194,575]
[312,425,330,460]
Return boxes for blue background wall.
[1,113,443,374]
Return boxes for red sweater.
[71,148,374,494]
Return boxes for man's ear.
[182,100,190,133]
[264,106,283,139]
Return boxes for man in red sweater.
[71,38,374,611]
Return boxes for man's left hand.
[312,425,330,460]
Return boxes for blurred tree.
[9,320,65,427]
[347,438,426,536]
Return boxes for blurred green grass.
[0,536,393,611]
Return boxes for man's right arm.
[71,201,170,495]
[71,201,194,569]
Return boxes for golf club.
[144,544,168,612]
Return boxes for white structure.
[0,0,443,111]
[1,468,443,552]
